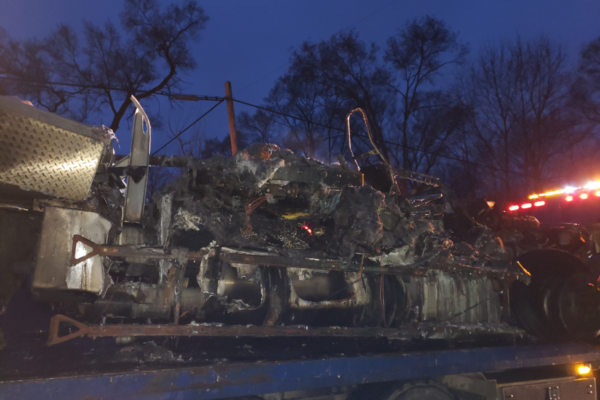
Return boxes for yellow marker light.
[530,189,567,198]
[570,363,593,376]
[547,189,567,196]
[596,191,600,197]
[578,365,592,375]
[581,193,589,199]
[566,196,573,202]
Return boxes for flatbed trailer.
[1,342,599,400]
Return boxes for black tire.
[512,249,600,341]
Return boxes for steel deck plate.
[1,344,599,400]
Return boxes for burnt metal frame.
[47,314,414,345]
[71,235,530,283]
[1,344,599,400]
[47,314,524,346]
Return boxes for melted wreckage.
[1,95,599,348]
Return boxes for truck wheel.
[348,381,458,400]
[512,249,600,341]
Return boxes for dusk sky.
[1,0,600,154]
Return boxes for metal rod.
[225,81,238,156]
[70,235,529,283]
[46,314,404,345]
[150,99,224,156]
[47,314,525,346]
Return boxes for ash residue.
[149,143,520,276]
[112,341,185,364]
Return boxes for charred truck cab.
[1,96,600,399]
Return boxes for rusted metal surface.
[70,235,529,283]
[218,252,529,282]
[47,314,524,346]
[46,314,404,345]
[219,252,346,271]
[69,235,207,266]
[225,81,238,156]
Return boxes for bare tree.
[265,73,327,158]
[0,0,208,133]
[237,110,278,145]
[166,119,205,158]
[289,30,395,161]
[511,38,579,190]
[457,42,520,196]
[458,37,585,198]
[146,109,207,199]
[572,36,600,123]
[385,15,467,170]
[406,92,467,174]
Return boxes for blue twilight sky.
[1,0,599,155]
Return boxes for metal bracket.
[70,234,105,266]
[122,96,151,224]
[47,314,90,345]
[70,235,207,266]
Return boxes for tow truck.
[507,183,600,225]
[506,183,600,274]
[0,95,599,400]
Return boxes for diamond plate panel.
[0,105,105,201]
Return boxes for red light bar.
[302,225,313,235]
[508,205,519,211]
[534,201,545,207]
[521,203,532,209]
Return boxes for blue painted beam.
[1,344,600,400]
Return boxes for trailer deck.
[1,342,599,400]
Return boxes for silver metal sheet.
[32,207,111,295]
[0,96,108,201]
[122,96,150,223]
[405,270,501,323]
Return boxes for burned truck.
[0,95,599,348]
